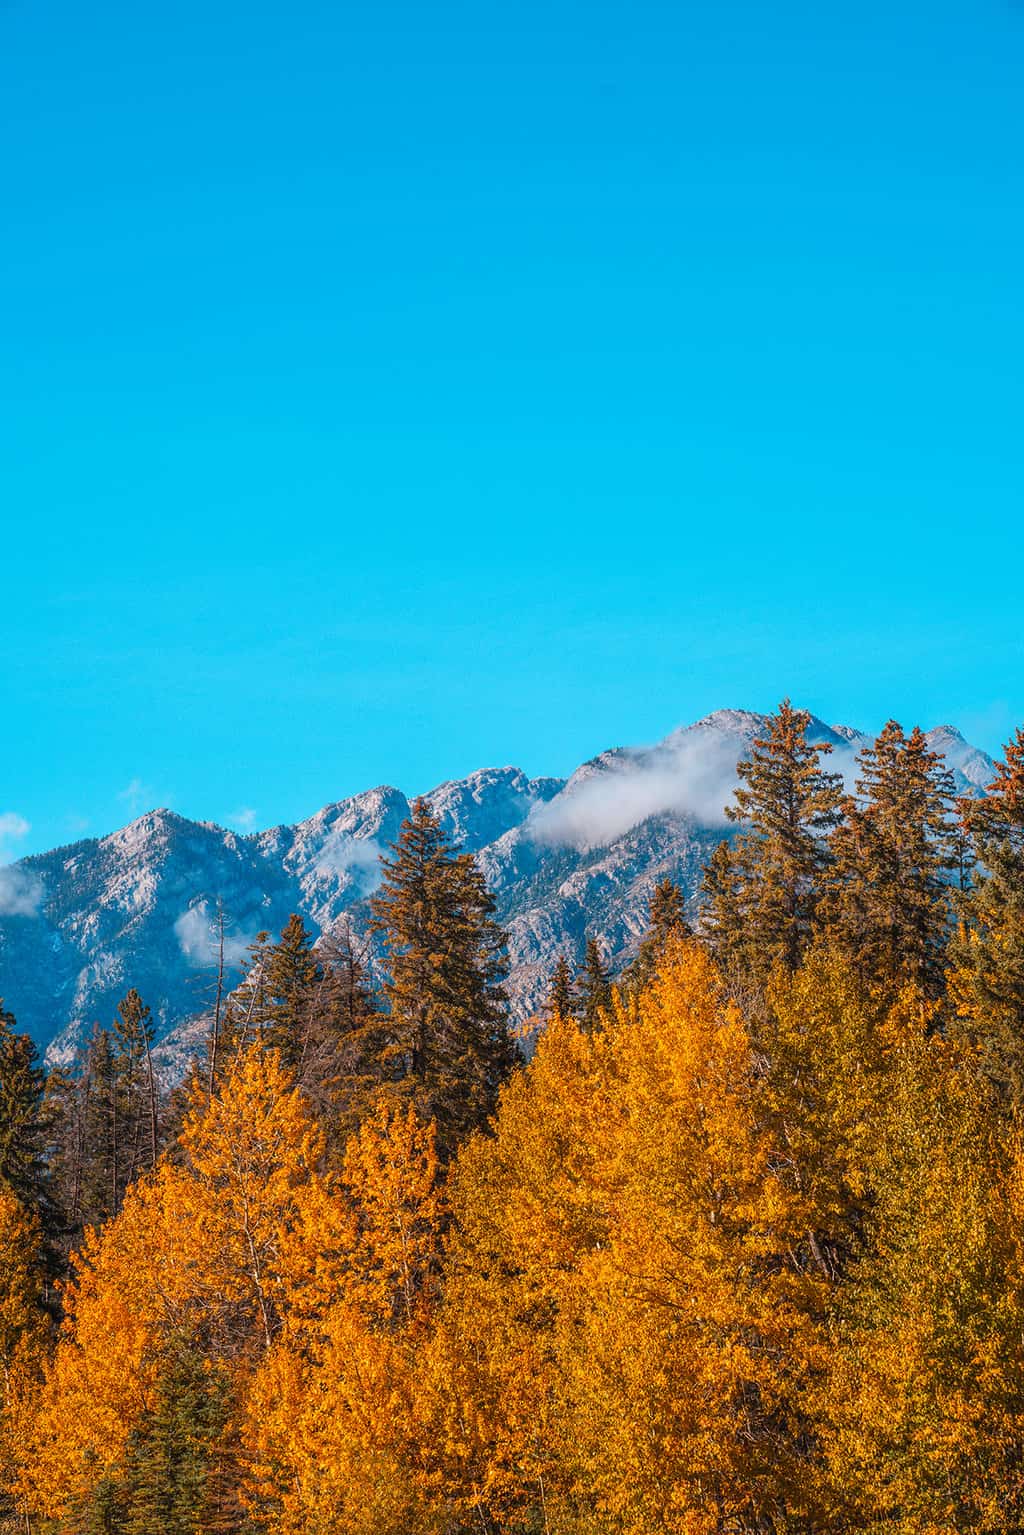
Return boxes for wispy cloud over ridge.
[0,812,43,916]
[526,730,747,851]
[118,779,155,815]
[0,868,44,918]
[315,829,383,884]
[174,905,255,968]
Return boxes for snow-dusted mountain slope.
[0,711,996,1066]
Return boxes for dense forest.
[2,700,1024,1534]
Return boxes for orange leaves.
[13,935,1024,1533]
[17,1050,334,1523]
[339,1101,442,1331]
[440,940,823,1533]
[242,1103,445,1535]
[177,1048,329,1355]
[0,1189,47,1503]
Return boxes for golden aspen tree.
[244,1301,436,1535]
[17,1049,330,1527]
[951,726,1024,1103]
[759,950,892,1284]
[0,1189,48,1516]
[429,1000,620,1531]
[242,1106,444,1535]
[18,1164,182,1519]
[175,1047,328,1359]
[820,1014,1024,1532]
[337,1101,442,1330]
[433,943,829,1534]
[551,942,826,1535]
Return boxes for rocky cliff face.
[0,711,995,1071]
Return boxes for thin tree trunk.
[208,901,226,1095]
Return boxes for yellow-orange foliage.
[17,1049,331,1524]
[0,1189,47,1500]
[434,941,827,1533]
[243,1104,444,1535]
[11,940,1024,1535]
[819,1016,1024,1531]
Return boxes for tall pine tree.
[119,1337,236,1535]
[951,727,1024,1099]
[261,913,323,1073]
[820,721,956,996]
[624,878,692,997]
[113,989,161,1183]
[0,1003,54,1241]
[370,798,516,1154]
[545,955,576,1022]
[577,937,612,1035]
[701,700,844,982]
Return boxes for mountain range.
[0,710,997,1073]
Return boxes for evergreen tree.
[113,989,161,1183]
[220,930,273,1061]
[0,1003,54,1239]
[820,721,956,996]
[701,700,844,982]
[700,838,745,971]
[370,798,517,1154]
[624,878,692,996]
[80,1474,126,1534]
[48,1024,126,1242]
[951,727,1024,1099]
[577,937,612,1035]
[47,994,163,1253]
[80,1027,121,1229]
[310,922,390,1142]
[118,1337,234,1535]
[545,954,576,1022]
[261,913,323,1072]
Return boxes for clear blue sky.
[2,0,1023,858]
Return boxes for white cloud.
[527,728,867,852]
[527,739,742,852]
[0,813,42,917]
[0,812,30,847]
[315,829,383,884]
[0,867,44,918]
[526,731,760,852]
[228,807,258,831]
[174,906,255,969]
[118,778,154,815]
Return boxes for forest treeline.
[1,701,1024,1533]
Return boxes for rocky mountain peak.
[0,708,998,1072]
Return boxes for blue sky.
[2,0,1023,858]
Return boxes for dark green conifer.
[79,1026,122,1227]
[0,1002,54,1234]
[625,878,692,995]
[261,913,323,1072]
[545,954,577,1021]
[118,1337,234,1535]
[577,937,612,1035]
[80,1473,126,1534]
[308,922,389,1143]
[701,700,844,982]
[113,988,161,1181]
[951,727,1024,1099]
[821,721,956,996]
[370,798,516,1154]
